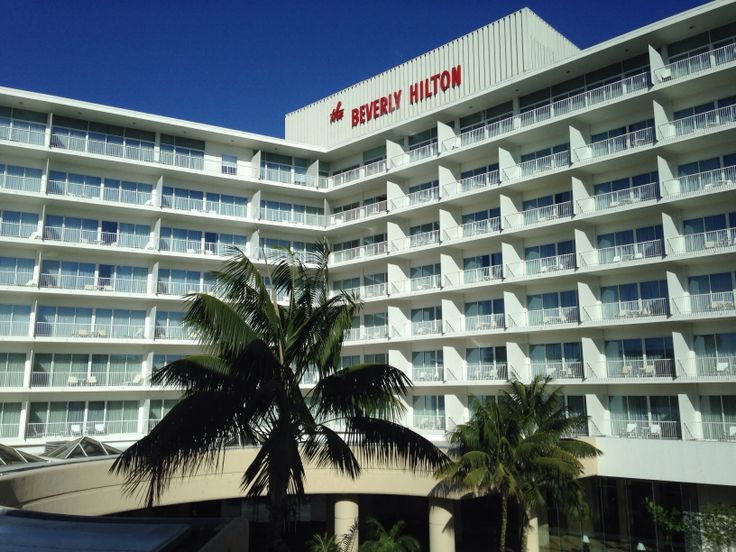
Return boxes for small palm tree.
[112,243,447,551]
[306,532,339,552]
[360,518,421,552]
[437,377,600,552]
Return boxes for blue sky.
[1,0,704,137]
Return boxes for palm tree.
[436,377,600,552]
[111,242,447,551]
[306,532,339,552]
[360,518,421,552]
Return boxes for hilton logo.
[330,101,344,123]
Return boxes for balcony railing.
[598,297,669,320]
[159,237,233,256]
[576,127,654,162]
[447,117,515,150]
[450,265,503,286]
[462,217,501,239]
[578,239,663,267]
[411,320,443,336]
[259,208,325,227]
[331,282,388,299]
[504,150,570,181]
[413,414,446,431]
[610,419,681,440]
[0,221,38,239]
[694,355,736,377]
[676,291,736,316]
[661,165,736,198]
[513,306,579,327]
[605,358,675,378]
[392,142,439,167]
[531,361,584,379]
[0,320,29,336]
[40,273,148,294]
[505,201,573,228]
[0,174,42,193]
[405,274,441,293]
[35,322,146,339]
[344,325,388,341]
[463,314,505,332]
[259,166,326,189]
[157,281,209,296]
[30,371,145,387]
[685,421,736,442]
[0,122,45,145]
[392,187,439,209]
[446,170,502,196]
[331,241,387,263]
[329,201,387,225]
[26,419,139,439]
[0,371,23,388]
[665,104,736,138]
[577,181,658,213]
[467,363,508,381]
[393,230,440,251]
[668,228,736,256]
[154,326,193,340]
[412,366,444,382]
[0,269,34,287]
[507,253,576,278]
[43,227,151,249]
[159,149,204,170]
[656,42,736,81]
[332,159,387,186]
[51,127,155,162]
[48,179,154,206]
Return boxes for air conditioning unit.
[660,68,672,81]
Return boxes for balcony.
[578,239,663,268]
[159,237,228,257]
[391,187,439,210]
[331,158,387,187]
[392,142,439,168]
[412,366,444,383]
[49,179,154,206]
[0,371,23,388]
[442,170,501,197]
[575,127,654,162]
[504,201,573,229]
[259,208,325,227]
[656,42,736,82]
[154,326,193,340]
[512,306,579,328]
[664,104,736,139]
[531,361,584,379]
[331,282,388,299]
[26,419,139,439]
[51,127,155,162]
[259,166,326,189]
[0,173,42,193]
[344,325,388,342]
[605,358,675,379]
[504,150,570,181]
[611,419,681,440]
[467,363,508,381]
[329,201,387,225]
[668,228,736,256]
[0,121,45,146]
[40,273,148,294]
[0,269,35,287]
[0,221,38,239]
[43,227,151,249]
[462,217,501,239]
[463,314,504,332]
[673,291,736,317]
[392,230,440,252]
[596,298,669,321]
[411,320,443,336]
[157,281,207,296]
[693,355,736,378]
[401,274,441,293]
[661,165,736,197]
[413,414,445,431]
[331,241,387,263]
[507,252,576,278]
[685,421,736,442]
[447,118,515,150]
[35,322,145,339]
[451,265,503,287]
[159,148,204,170]
[577,181,658,213]
[0,320,29,337]
[30,371,145,387]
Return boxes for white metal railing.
[505,201,573,228]
[686,421,736,442]
[505,150,570,180]
[259,167,325,189]
[157,281,207,296]
[39,273,148,294]
[406,274,441,292]
[598,297,669,320]
[577,127,654,161]
[467,362,508,381]
[0,269,34,287]
[577,181,659,213]
[656,42,736,81]
[331,158,387,186]
[447,117,515,150]
[26,419,139,439]
[344,325,388,341]
[411,320,443,336]
[413,414,446,431]
[0,320,29,336]
[331,282,388,299]
[159,149,204,170]
[412,366,444,382]
[259,207,325,227]
[0,122,45,145]
[51,127,155,162]
[681,291,736,315]
[329,201,387,225]
[449,265,503,286]
[394,186,440,209]
[407,142,439,164]
[35,322,146,339]
[666,104,736,138]
[0,174,42,193]
[0,221,38,239]
[442,170,501,196]
[610,419,680,440]
[661,165,736,197]
[516,306,579,327]
[159,237,235,257]
[531,361,584,379]
[331,241,387,263]
[605,358,675,378]
[694,355,736,377]
[463,313,505,332]
[43,227,150,249]
[1,423,19,438]
[461,217,501,239]
[30,371,145,387]
[391,231,440,251]
[579,239,662,267]
[668,228,736,255]
[508,252,576,277]
[0,371,23,387]
[48,179,154,207]
[154,325,193,340]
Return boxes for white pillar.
[429,498,455,552]
[334,495,359,552]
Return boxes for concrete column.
[334,495,359,552]
[429,498,455,552]
[648,44,667,84]
[250,150,262,180]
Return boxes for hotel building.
[0,1,734,549]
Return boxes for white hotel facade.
[0,0,735,548]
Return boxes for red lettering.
[425,78,431,98]
[380,96,388,115]
[351,108,359,127]
[440,71,450,91]
[373,100,380,119]
[366,102,373,121]
[409,83,418,105]
[431,74,440,95]
[394,90,402,110]
[451,65,462,88]
[360,105,366,124]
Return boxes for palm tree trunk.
[499,493,508,552]
[520,509,529,552]
[267,474,290,552]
